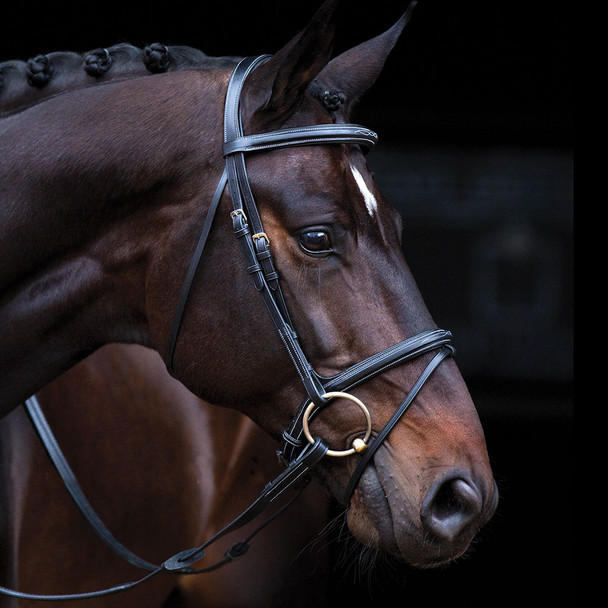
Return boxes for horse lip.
[351,464,399,554]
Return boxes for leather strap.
[24,396,160,572]
[162,438,328,571]
[222,124,377,156]
[9,398,327,601]
[164,168,228,373]
[0,571,161,602]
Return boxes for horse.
[0,344,333,607]
[1,0,498,601]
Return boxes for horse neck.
[0,69,230,414]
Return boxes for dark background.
[1,1,572,604]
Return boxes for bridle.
[164,54,453,490]
[2,55,454,601]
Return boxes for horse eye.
[298,230,332,255]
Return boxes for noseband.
[6,55,454,601]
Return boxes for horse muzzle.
[349,456,499,566]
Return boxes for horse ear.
[317,2,417,114]
[246,0,339,122]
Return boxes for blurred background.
[1,0,572,604]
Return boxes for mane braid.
[0,43,237,118]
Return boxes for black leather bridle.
[3,55,454,601]
[163,54,454,491]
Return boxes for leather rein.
[2,55,454,601]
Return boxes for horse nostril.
[421,477,484,543]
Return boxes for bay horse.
[1,0,497,601]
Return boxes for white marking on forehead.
[350,164,378,218]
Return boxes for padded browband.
[223,124,378,156]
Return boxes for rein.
[2,55,454,601]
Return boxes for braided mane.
[0,43,237,118]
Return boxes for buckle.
[230,208,248,222]
[252,232,270,246]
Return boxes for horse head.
[160,1,498,567]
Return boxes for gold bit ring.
[302,391,372,457]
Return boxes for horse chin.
[347,462,473,568]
